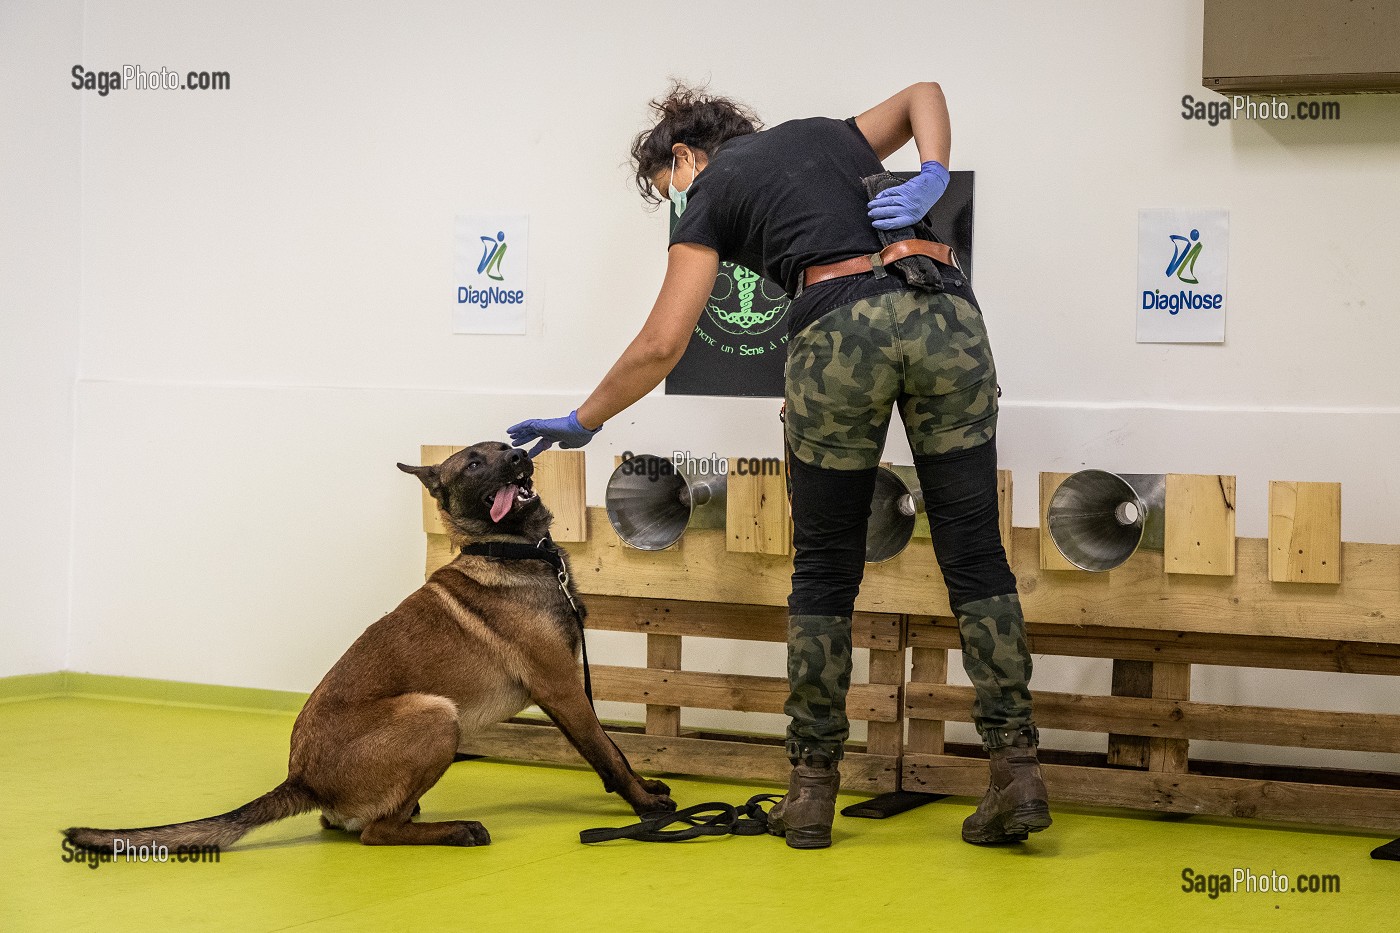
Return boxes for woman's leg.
[895,286,1050,843]
[774,294,902,848]
[783,451,876,762]
[911,437,1035,744]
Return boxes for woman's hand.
[867,160,950,230]
[506,410,601,458]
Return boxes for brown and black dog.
[65,441,675,851]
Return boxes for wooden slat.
[419,444,463,535]
[1005,528,1392,641]
[907,647,948,755]
[532,450,587,543]
[461,720,898,793]
[575,595,900,651]
[1165,473,1236,576]
[904,683,1400,753]
[425,529,1400,661]
[725,457,791,556]
[902,752,1400,832]
[427,533,454,578]
[591,665,899,723]
[906,615,1400,675]
[585,595,785,641]
[1269,481,1342,584]
[1106,660,1152,768]
[645,634,681,737]
[865,646,906,757]
[852,611,903,652]
[1038,472,1080,571]
[554,510,1400,643]
[1148,662,1192,773]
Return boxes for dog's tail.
[64,780,316,853]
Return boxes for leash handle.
[579,794,783,844]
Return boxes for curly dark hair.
[630,81,761,204]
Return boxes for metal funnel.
[866,466,922,563]
[1047,470,1166,572]
[605,454,728,551]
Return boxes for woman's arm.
[854,82,951,166]
[574,242,718,429]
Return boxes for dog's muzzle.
[485,471,537,522]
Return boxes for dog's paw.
[633,792,677,817]
[640,778,671,797]
[447,820,492,846]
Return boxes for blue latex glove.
[506,409,602,458]
[866,160,950,230]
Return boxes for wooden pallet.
[415,448,1400,830]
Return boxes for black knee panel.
[912,438,1018,608]
[786,453,878,616]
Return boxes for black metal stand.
[1372,838,1400,861]
[841,791,947,819]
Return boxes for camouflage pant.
[783,287,1035,755]
[954,593,1036,748]
[784,288,999,471]
[783,600,1035,756]
[784,614,852,761]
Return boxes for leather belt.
[800,238,960,293]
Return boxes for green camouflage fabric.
[954,593,1037,749]
[784,614,852,761]
[785,288,999,471]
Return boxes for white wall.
[0,0,83,677]
[15,1,1400,768]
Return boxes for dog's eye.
[466,462,480,471]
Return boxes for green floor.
[1,689,1394,932]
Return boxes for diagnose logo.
[478,231,508,281]
[1136,208,1227,343]
[1165,229,1203,284]
[458,226,524,310]
[1142,228,1222,316]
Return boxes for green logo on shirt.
[708,265,787,336]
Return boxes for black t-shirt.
[669,116,908,335]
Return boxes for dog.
[65,441,675,851]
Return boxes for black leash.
[461,537,790,845]
[580,794,783,844]
[459,535,595,704]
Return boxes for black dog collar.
[459,536,563,571]
[458,535,577,618]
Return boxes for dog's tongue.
[490,484,519,523]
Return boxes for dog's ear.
[397,463,444,501]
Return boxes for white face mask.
[668,153,696,216]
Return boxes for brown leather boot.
[767,753,840,849]
[961,728,1052,845]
